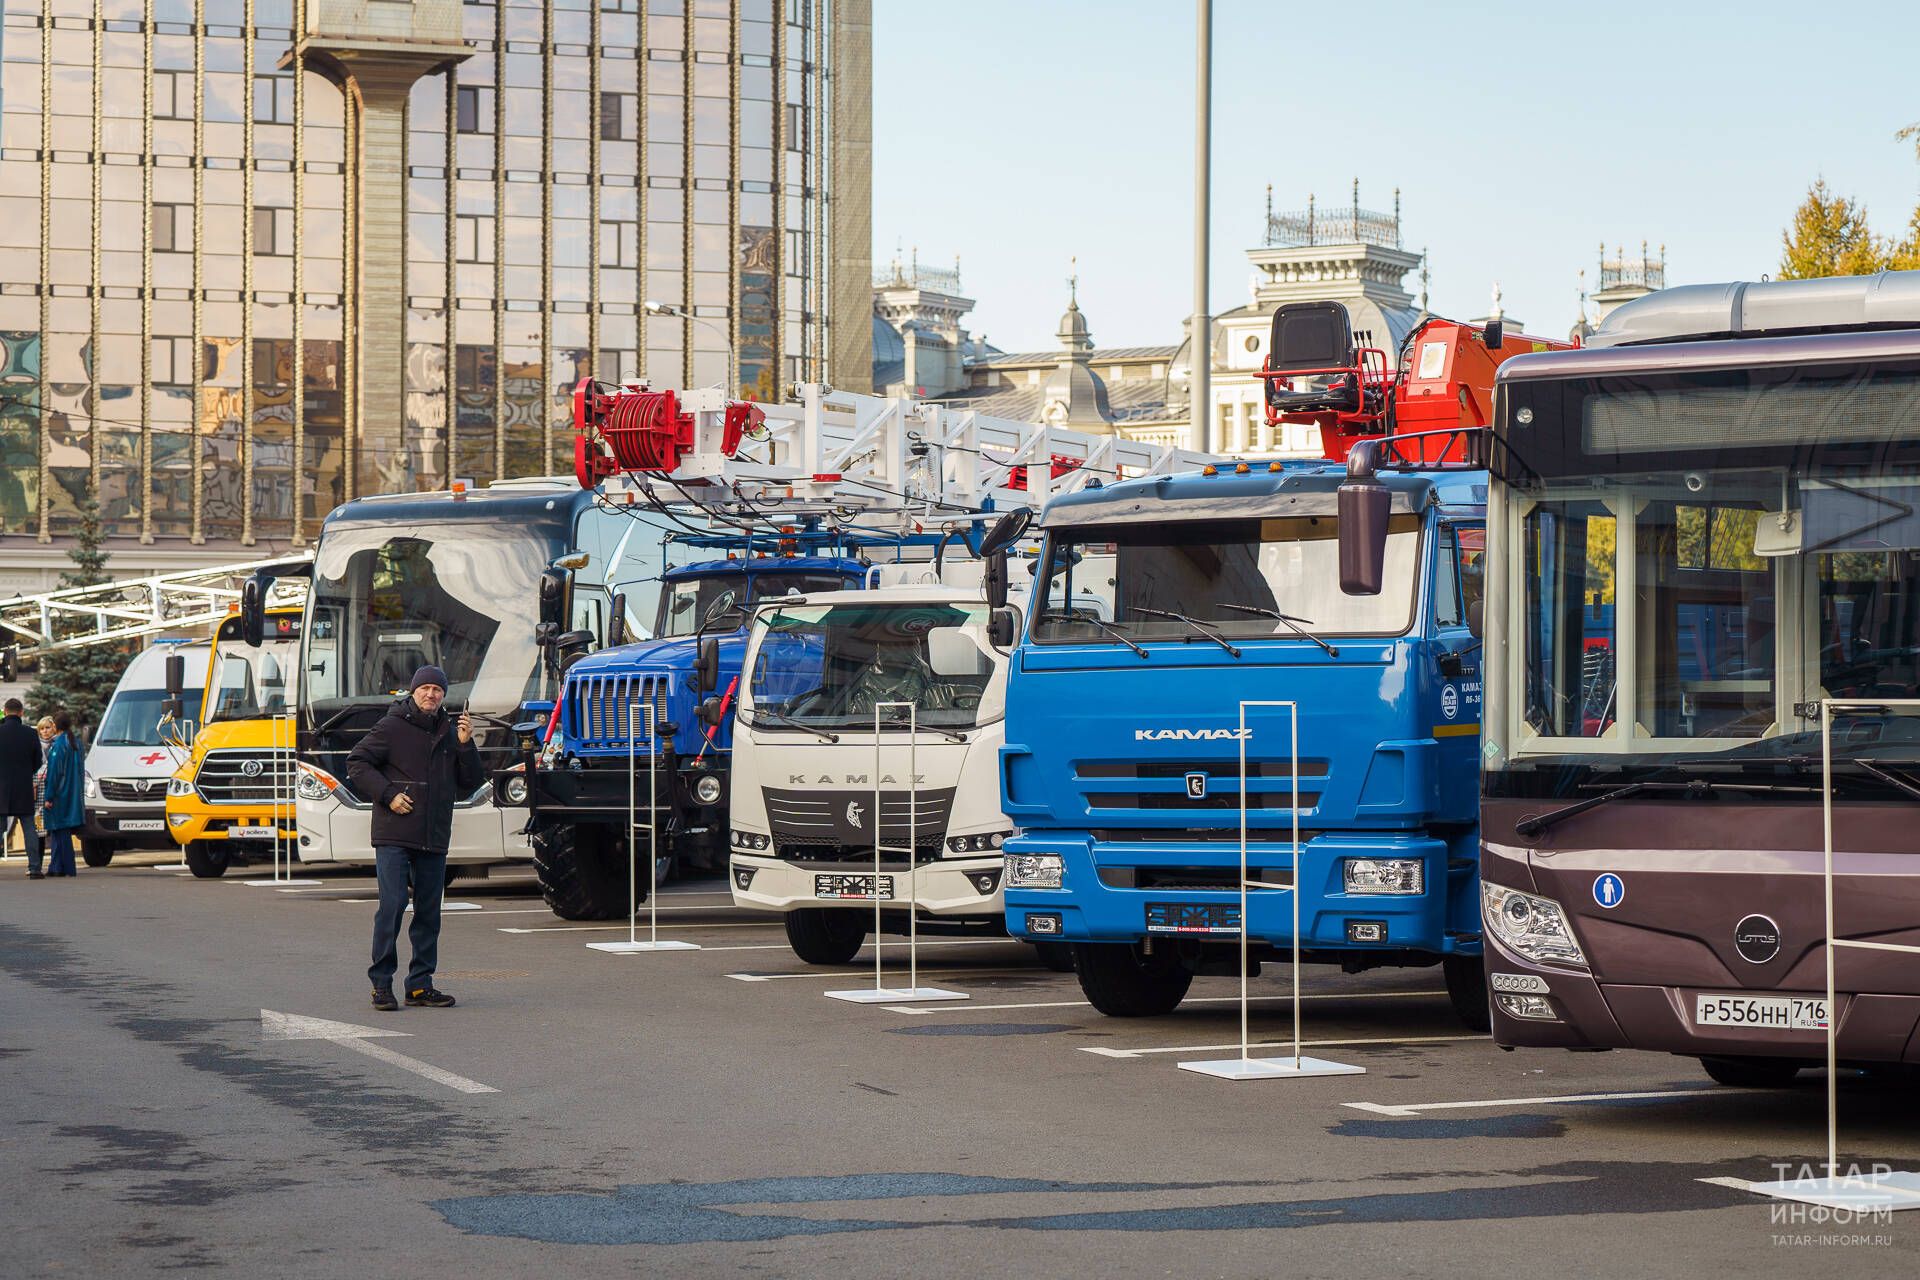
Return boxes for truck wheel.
[182,841,231,879]
[1443,955,1492,1032]
[81,839,117,868]
[784,909,867,965]
[1700,1056,1802,1088]
[532,823,638,920]
[1033,942,1076,973]
[1072,942,1192,1016]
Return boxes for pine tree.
[29,496,133,737]
[1778,180,1888,280]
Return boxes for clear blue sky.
[873,0,1920,352]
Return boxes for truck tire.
[1443,955,1492,1032]
[1033,941,1076,973]
[1072,942,1192,1016]
[1700,1056,1802,1089]
[81,839,117,868]
[183,840,231,879]
[784,909,867,965]
[532,823,637,920]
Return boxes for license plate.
[1145,901,1241,935]
[117,819,165,833]
[815,873,893,900]
[1694,994,1829,1031]
[227,826,278,841]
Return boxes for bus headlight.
[1343,858,1424,895]
[294,762,341,803]
[1006,853,1064,889]
[167,776,195,798]
[692,773,724,806]
[1483,882,1587,969]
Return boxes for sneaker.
[371,987,398,1012]
[27,871,43,880]
[405,987,456,1008]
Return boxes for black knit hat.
[410,665,450,692]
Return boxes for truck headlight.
[947,830,1014,854]
[503,774,530,805]
[1343,858,1424,895]
[1483,882,1587,969]
[692,773,723,806]
[730,829,771,850]
[167,776,194,798]
[1006,853,1064,889]
[84,772,98,798]
[294,762,341,803]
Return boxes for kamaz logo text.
[788,774,926,785]
[1133,728,1251,742]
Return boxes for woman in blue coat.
[40,711,84,877]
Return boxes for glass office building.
[0,0,871,554]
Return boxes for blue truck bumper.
[1003,832,1479,957]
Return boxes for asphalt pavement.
[3,852,1916,1277]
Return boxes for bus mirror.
[697,696,724,728]
[694,636,720,693]
[555,629,594,672]
[984,552,1009,611]
[538,568,569,631]
[1337,477,1391,596]
[988,606,1018,648]
[164,651,185,699]
[1466,596,1483,640]
[978,507,1033,557]
[240,574,267,647]
[607,592,629,647]
[1,645,16,682]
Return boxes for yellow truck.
[165,607,300,878]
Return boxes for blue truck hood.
[567,631,747,678]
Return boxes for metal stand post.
[248,713,318,885]
[591,700,698,953]
[1181,700,1362,1081]
[827,702,966,1003]
[1745,698,1920,1211]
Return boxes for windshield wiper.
[1849,759,1920,803]
[1218,603,1338,657]
[1515,776,1715,838]
[1040,609,1148,659]
[875,707,966,743]
[757,708,839,743]
[1132,607,1242,659]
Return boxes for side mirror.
[1336,447,1391,597]
[988,606,1018,648]
[1466,596,1483,641]
[1,646,16,682]
[696,696,724,728]
[693,636,720,694]
[555,629,594,672]
[537,567,570,631]
[161,651,186,720]
[607,591,629,647]
[984,551,1009,611]
[1482,318,1504,350]
[240,574,268,647]
[978,507,1034,557]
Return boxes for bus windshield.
[743,600,1006,730]
[207,635,298,722]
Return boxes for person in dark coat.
[0,698,44,878]
[346,665,481,1011]
[40,711,84,878]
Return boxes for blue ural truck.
[1000,301,1571,1025]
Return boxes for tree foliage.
[1779,180,1890,279]
[29,497,134,736]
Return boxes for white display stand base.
[1178,1055,1365,1081]
[1746,1171,1920,1211]
[153,863,189,871]
[825,986,969,1004]
[587,939,700,954]
[408,902,481,912]
[245,878,320,887]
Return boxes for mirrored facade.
[0,0,869,553]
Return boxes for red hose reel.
[572,377,765,487]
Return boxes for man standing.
[0,699,43,878]
[347,665,481,1011]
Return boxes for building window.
[456,86,494,135]
[600,220,635,268]
[599,92,628,142]
[455,215,495,263]
[153,204,192,252]
[596,349,623,381]
[785,103,806,152]
[252,75,294,125]
[253,206,289,257]
[455,345,494,392]
[154,70,190,121]
[151,337,193,385]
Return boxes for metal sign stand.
[247,713,318,886]
[827,702,967,1003]
[1744,697,1920,1211]
[1181,700,1362,1081]
[590,701,698,953]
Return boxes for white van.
[82,639,207,866]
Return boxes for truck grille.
[194,750,296,804]
[100,777,167,802]
[1077,759,1326,813]
[566,673,671,751]
[764,787,955,858]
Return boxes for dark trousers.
[369,845,447,992]
[45,828,76,877]
[4,812,41,874]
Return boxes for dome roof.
[1056,300,1091,351]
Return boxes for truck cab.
[81,639,207,866]
[1000,460,1491,1023]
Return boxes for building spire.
[1068,255,1078,306]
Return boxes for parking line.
[1080,1033,1485,1060]
[727,963,1038,983]
[886,989,1446,1016]
[498,921,777,934]
[1340,1087,1725,1118]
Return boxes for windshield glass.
[1491,357,1920,790]
[658,572,851,637]
[1031,515,1420,642]
[96,687,201,746]
[743,600,1007,730]
[301,521,554,724]
[207,636,297,722]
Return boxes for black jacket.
[0,715,42,815]
[345,696,484,854]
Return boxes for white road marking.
[1698,1176,1762,1193]
[885,989,1447,1016]
[260,1009,497,1095]
[1340,1087,1724,1118]
[497,921,777,934]
[728,963,1037,983]
[1082,1033,1485,1060]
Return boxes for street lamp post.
[644,300,737,394]
[1191,0,1212,455]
